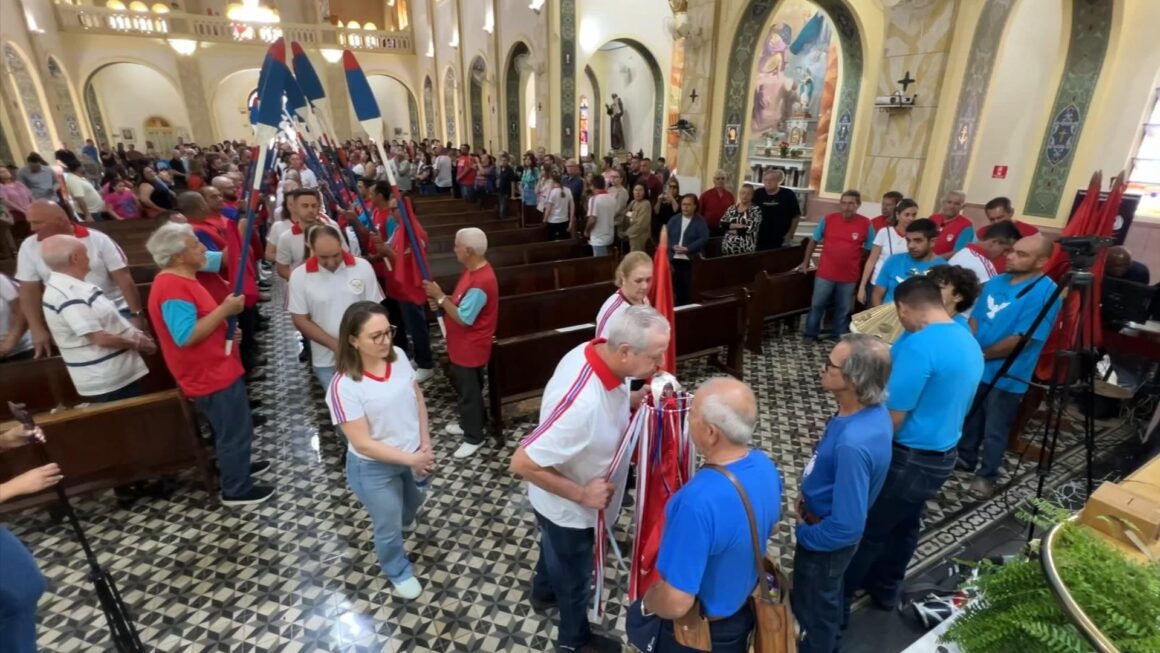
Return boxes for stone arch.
[443,66,459,145]
[45,56,87,151]
[469,55,487,152]
[364,73,421,141]
[504,41,532,154]
[210,68,261,143]
[585,38,664,158]
[423,75,436,140]
[2,43,56,155]
[84,60,190,147]
[718,0,865,194]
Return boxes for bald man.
[16,200,144,357]
[959,234,1061,498]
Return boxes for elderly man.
[16,201,144,357]
[38,235,155,401]
[699,170,735,236]
[929,190,974,256]
[638,377,780,653]
[959,234,1061,498]
[561,159,585,207]
[752,169,801,250]
[843,277,983,623]
[794,334,893,653]
[17,153,57,201]
[146,222,273,506]
[422,227,499,459]
[512,306,670,653]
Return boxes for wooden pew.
[691,245,804,297]
[486,290,750,430]
[428,241,594,278]
[427,227,545,254]
[417,211,507,228]
[739,270,815,351]
[426,218,519,238]
[495,282,617,338]
[433,255,616,297]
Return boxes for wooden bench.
[426,218,519,238]
[495,281,617,338]
[433,255,616,297]
[427,241,594,279]
[692,245,804,297]
[485,290,750,431]
[427,227,545,254]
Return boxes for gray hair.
[698,378,758,446]
[40,234,85,271]
[839,333,891,406]
[456,227,488,256]
[146,222,195,268]
[606,305,671,352]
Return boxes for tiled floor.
[7,283,1134,652]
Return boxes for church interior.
[1,0,1159,651]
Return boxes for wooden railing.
[53,3,414,54]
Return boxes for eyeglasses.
[369,326,397,344]
[823,358,841,372]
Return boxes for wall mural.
[46,57,84,151]
[423,76,435,140]
[936,0,1017,203]
[84,80,111,148]
[469,57,485,152]
[443,67,458,145]
[3,45,53,155]
[719,0,863,195]
[1024,0,1112,217]
[559,0,577,158]
[505,42,531,155]
[750,2,833,134]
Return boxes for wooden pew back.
[691,245,804,296]
[495,282,616,338]
[427,227,544,254]
[433,255,615,297]
[0,351,176,421]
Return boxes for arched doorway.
[86,62,191,148]
[469,56,487,152]
[144,116,177,154]
[504,41,531,154]
[721,0,863,194]
[422,76,436,140]
[213,69,260,143]
[362,75,419,141]
[3,44,55,155]
[586,39,664,158]
[46,57,86,151]
[584,65,602,158]
[443,66,459,145]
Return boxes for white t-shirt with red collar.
[326,347,421,460]
[520,339,631,529]
[274,216,348,270]
[287,253,384,368]
[948,243,998,318]
[594,292,650,340]
[15,224,129,310]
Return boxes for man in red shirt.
[796,190,874,342]
[979,196,1039,239]
[640,157,664,203]
[699,170,735,237]
[870,190,903,233]
[929,190,975,257]
[423,227,499,459]
[456,145,477,203]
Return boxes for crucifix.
[689,88,699,103]
[897,71,915,93]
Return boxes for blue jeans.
[532,510,594,652]
[592,245,610,257]
[655,602,754,652]
[192,377,255,499]
[805,276,855,340]
[842,444,957,623]
[0,527,44,653]
[958,385,1023,481]
[793,542,858,653]
[86,379,143,404]
[460,184,476,202]
[346,453,423,584]
[399,301,434,370]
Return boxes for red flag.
[649,229,677,373]
[389,202,429,306]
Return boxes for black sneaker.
[252,414,269,428]
[582,632,623,653]
[249,399,264,410]
[250,460,271,475]
[530,595,558,612]
[221,485,275,506]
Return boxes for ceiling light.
[168,39,198,55]
[320,48,343,63]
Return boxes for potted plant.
[942,502,1160,652]
[778,140,790,158]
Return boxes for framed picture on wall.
[120,128,135,142]
[1068,189,1141,246]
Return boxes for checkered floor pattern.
[6,283,1128,652]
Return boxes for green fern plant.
[941,500,1160,652]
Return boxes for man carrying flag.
[510,305,670,653]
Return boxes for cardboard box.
[1080,482,1160,546]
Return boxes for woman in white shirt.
[326,301,435,600]
[595,251,653,339]
[857,198,918,305]
[542,170,574,241]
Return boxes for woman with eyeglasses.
[326,301,435,601]
[719,184,762,255]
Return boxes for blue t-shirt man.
[797,405,893,552]
[887,321,984,452]
[875,252,945,303]
[971,273,1061,394]
[656,450,782,617]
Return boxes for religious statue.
[606,94,625,151]
[798,69,814,116]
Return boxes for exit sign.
[992,165,1008,179]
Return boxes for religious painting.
[750,0,834,134]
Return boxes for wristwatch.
[129,310,145,318]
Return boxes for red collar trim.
[967,243,988,257]
[291,223,303,235]
[584,338,623,390]
[593,189,608,195]
[304,252,357,273]
[38,224,90,242]
[363,362,392,382]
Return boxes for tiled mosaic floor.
[7,284,1131,652]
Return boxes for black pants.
[238,305,259,372]
[671,258,693,305]
[382,297,411,353]
[546,222,570,241]
[448,363,487,445]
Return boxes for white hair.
[839,333,892,406]
[698,381,758,446]
[607,305,671,352]
[456,227,488,256]
[146,222,195,268]
[40,235,85,271]
[947,189,967,200]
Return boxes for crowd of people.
[0,134,1156,653]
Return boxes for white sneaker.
[414,367,435,383]
[444,423,464,436]
[403,520,416,534]
[453,441,484,459]
[392,577,422,600]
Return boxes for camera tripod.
[8,402,145,653]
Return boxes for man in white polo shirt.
[585,174,617,257]
[39,234,156,402]
[17,200,145,358]
[509,305,671,653]
[288,224,384,390]
[948,219,1021,292]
